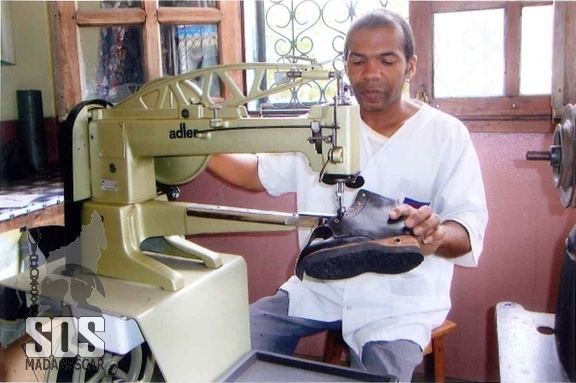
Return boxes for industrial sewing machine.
[1,62,393,382]
[67,61,363,293]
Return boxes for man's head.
[343,8,417,116]
[344,8,415,64]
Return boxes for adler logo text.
[169,123,195,139]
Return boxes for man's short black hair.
[344,8,415,63]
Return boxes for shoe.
[295,189,424,280]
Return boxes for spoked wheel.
[45,343,156,382]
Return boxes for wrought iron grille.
[244,0,407,113]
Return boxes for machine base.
[0,253,250,382]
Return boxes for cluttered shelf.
[0,169,64,232]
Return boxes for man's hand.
[389,204,445,255]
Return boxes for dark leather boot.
[295,189,424,280]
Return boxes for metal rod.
[526,151,552,161]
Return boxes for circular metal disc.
[154,155,211,185]
[557,104,576,207]
[552,123,563,188]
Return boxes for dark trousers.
[250,290,423,382]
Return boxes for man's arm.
[430,220,471,259]
[207,154,266,192]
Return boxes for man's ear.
[406,55,417,80]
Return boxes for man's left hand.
[389,204,445,255]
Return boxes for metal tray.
[219,351,398,382]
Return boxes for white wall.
[0,1,55,121]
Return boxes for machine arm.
[82,62,363,206]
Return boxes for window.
[51,0,575,129]
[244,0,572,132]
[50,0,241,120]
[409,1,557,132]
[242,0,408,113]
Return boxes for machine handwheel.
[45,343,156,382]
[527,104,576,208]
[154,155,211,185]
[557,105,576,207]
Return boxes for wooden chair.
[323,320,457,383]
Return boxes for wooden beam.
[49,1,82,121]
[157,7,222,24]
[218,1,244,99]
[552,1,576,118]
[504,3,521,96]
[143,1,162,81]
[430,95,551,118]
[430,1,551,13]
[464,119,553,133]
[75,8,146,26]
[409,1,433,100]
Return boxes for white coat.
[257,102,488,358]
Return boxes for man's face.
[345,26,416,114]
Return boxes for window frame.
[409,1,557,133]
[552,1,576,119]
[49,1,243,121]
[49,0,575,130]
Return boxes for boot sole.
[300,236,424,280]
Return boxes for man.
[209,8,488,382]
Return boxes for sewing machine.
[69,61,362,293]
[1,62,385,382]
